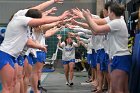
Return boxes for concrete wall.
[96,0,104,15]
[0,0,96,24]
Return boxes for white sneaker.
[66,82,70,86]
[70,82,74,86]
[81,82,91,85]
[81,68,87,72]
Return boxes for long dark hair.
[64,36,72,46]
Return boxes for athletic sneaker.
[66,82,70,86]
[81,68,87,72]
[85,79,92,83]
[69,82,74,86]
[40,87,47,92]
[37,80,41,90]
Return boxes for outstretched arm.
[57,34,63,47]
[41,21,61,31]
[42,7,57,16]
[71,8,107,25]
[44,26,61,38]
[80,40,88,49]
[82,9,110,34]
[71,19,90,30]
[31,0,63,11]
[72,27,92,34]
[74,36,81,47]
[91,18,107,25]
[28,10,70,27]
[79,37,89,44]
[26,38,47,52]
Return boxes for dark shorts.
[111,55,132,74]
[62,59,75,65]
[0,50,16,70]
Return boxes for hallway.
[40,69,92,93]
[37,67,110,93]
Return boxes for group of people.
[0,0,69,93]
[56,1,131,93]
[0,0,131,93]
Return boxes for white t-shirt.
[102,34,110,53]
[87,38,92,54]
[25,47,32,56]
[80,38,92,54]
[105,16,124,23]
[107,18,130,58]
[94,35,104,51]
[24,27,35,56]
[21,26,32,56]
[90,35,97,50]
[61,42,78,61]
[33,30,45,46]
[14,9,29,17]
[104,16,124,56]
[33,30,46,53]
[0,9,32,58]
[29,29,46,57]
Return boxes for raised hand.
[71,19,78,25]
[82,9,92,20]
[42,7,58,17]
[65,24,75,29]
[53,26,63,31]
[63,18,73,23]
[76,36,80,40]
[59,10,70,20]
[57,34,62,40]
[68,32,76,37]
[39,45,47,52]
[71,8,85,19]
[48,7,58,15]
[54,0,63,4]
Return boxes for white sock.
[70,80,73,83]
[66,81,69,83]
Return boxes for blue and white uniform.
[32,30,47,63]
[105,16,131,74]
[61,42,78,65]
[73,27,97,68]
[79,38,92,65]
[0,9,32,69]
[16,46,28,67]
